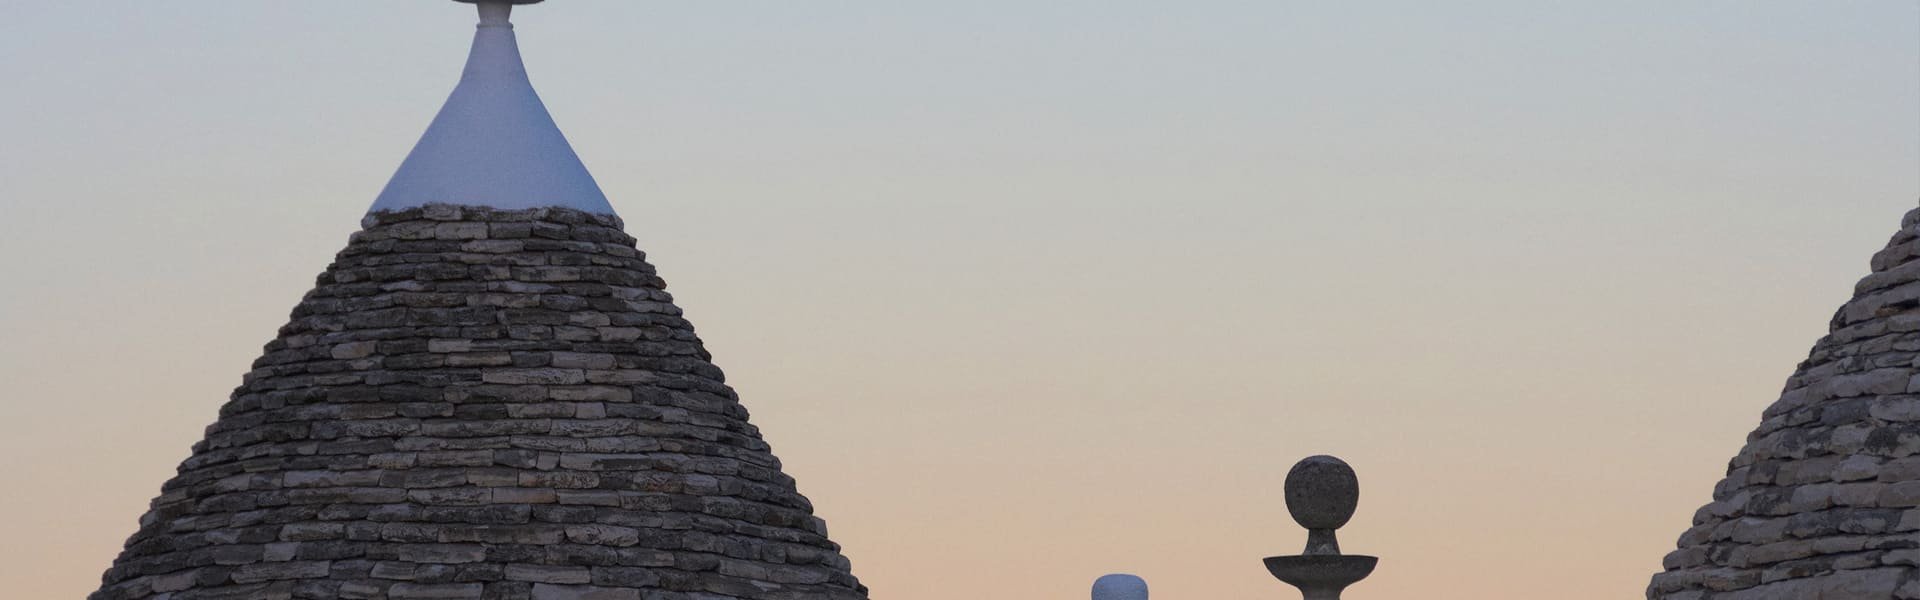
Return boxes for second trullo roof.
[1648,203,1920,598]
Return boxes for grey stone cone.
[91,205,867,600]
[1648,203,1920,599]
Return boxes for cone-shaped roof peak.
[371,1,614,215]
[92,5,871,598]
[1647,201,1920,598]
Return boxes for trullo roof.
[1648,203,1920,599]
[90,4,867,600]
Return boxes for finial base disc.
[453,0,545,4]
[1263,555,1378,600]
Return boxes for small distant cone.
[90,3,867,599]
[1648,204,1920,598]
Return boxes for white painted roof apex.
[371,1,615,216]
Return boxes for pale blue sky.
[1,2,1915,599]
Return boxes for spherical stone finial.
[1285,455,1360,531]
[1092,574,1148,600]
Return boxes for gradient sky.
[2,2,1916,599]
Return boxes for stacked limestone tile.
[92,3,867,599]
[1649,205,1920,599]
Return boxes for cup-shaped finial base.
[1263,554,1378,600]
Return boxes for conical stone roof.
[1649,204,1920,599]
[93,206,867,600]
[91,4,867,599]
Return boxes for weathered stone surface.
[91,207,865,600]
[1649,204,1920,598]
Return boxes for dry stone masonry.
[1649,205,1920,599]
[92,206,868,600]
